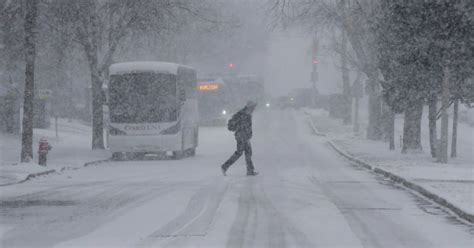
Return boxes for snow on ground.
[0,118,109,185]
[304,108,474,217]
[0,110,472,247]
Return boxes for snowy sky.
[264,31,342,97]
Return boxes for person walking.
[221,101,258,176]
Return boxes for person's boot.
[246,171,258,176]
[221,165,227,176]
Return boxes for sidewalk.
[303,108,474,222]
[0,119,109,186]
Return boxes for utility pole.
[311,35,319,108]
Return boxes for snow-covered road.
[1,110,472,247]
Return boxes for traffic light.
[228,63,237,77]
[311,58,319,83]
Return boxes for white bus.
[107,61,198,160]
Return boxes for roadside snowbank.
[303,108,474,219]
[0,119,109,185]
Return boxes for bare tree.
[20,0,39,162]
[46,0,194,149]
[339,23,351,125]
[269,0,384,139]
[427,93,437,158]
[451,98,458,158]
[437,65,450,163]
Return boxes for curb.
[327,139,474,224]
[0,158,111,187]
[303,112,474,223]
[0,169,57,187]
[24,169,58,181]
[84,159,111,167]
[302,110,327,137]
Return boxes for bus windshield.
[109,73,178,123]
[198,90,227,117]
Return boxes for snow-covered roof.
[197,78,225,85]
[109,61,192,75]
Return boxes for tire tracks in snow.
[0,179,183,247]
[226,178,313,248]
[226,180,257,248]
[138,179,229,247]
[226,110,314,247]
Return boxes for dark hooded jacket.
[232,107,253,140]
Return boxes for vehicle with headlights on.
[197,78,230,126]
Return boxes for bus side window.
[177,71,186,102]
[183,70,196,100]
[178,67,196,103]
[179,88,186,102]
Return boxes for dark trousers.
[222,138,254,172]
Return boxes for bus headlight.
[265,103,270,108]
[222,110,227,115]
[160,121,181,135]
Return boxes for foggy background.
[1,0,344,105]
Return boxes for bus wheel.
[130,152,145,160]
[187,148,196,157]
[171,151,184,160]
[112,152,123,161]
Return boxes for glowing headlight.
[222,110,227,115]
[265,103,270,107]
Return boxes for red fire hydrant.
[38,137,52,166]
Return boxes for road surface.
[0,110,472,247]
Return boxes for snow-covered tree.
[376,0,473,156]
[1,1,24,135]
